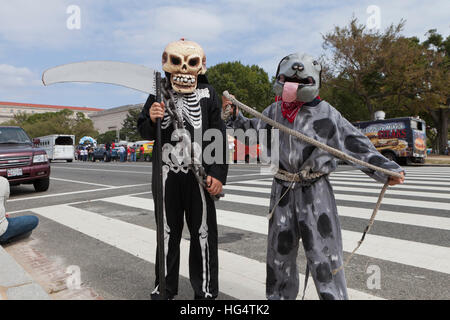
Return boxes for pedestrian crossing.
[26,166,450,300]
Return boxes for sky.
[0,0,449,109]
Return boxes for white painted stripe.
[8,183,149,202]
[103,195,450,274]
[222,182,450,230]
[233,178,450,192]
[31,204,381,300]
[51,166,151,175]
[224,183,450,201]
[51,177,113,188]
[336,171,450,178]
[403,173,450,177]
[332,173,450,183]
[330,180,450,192]
[329,176,450,187]
[223,185,450,211]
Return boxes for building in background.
[1,101,144,136]
[0,101,102,123]
[89,103,143,134]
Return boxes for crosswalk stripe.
[234,178,450,192]
[224,183,450,201]
[329,176,450,187]
[30,204,381,300]
[224,186,450,230]
[223,184,450,211]
[339,171,450,178]
[103,195,450,274]
[332,173,450,184]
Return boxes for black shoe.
[151,292,174,300]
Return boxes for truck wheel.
[33,178,50,192]
[145,155,151,162]
[67,160,73,163]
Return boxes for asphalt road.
[5,160,450,300]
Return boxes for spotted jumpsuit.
[230,98,404,300]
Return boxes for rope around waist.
[274,169,327,186]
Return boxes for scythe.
[43,60,167,299]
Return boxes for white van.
[37,134,75,162]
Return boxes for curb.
[0,245,50,300]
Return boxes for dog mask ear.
[275,55,290,79]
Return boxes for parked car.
[92,147,108,162]
[92,146,120,162]
[0,126,50,192]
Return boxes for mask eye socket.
[188,57,200,67]
[170,55,181,65]
[313,60,319,66]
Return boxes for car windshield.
[0,127,32,144]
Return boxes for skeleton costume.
[227,53,404,300]
[138,40,228,300]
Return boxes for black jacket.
[137,82,228,185]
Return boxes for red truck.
[0,126,51,192]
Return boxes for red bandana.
[276,96,321,123]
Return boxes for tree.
[207,61,274,112]
[97,130,122,145]
[2,109,98,144]
[322,19,450,154]
[322,18,426,119]
[120,108,142,141]
[420,30,450,154]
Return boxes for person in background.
[139,144,145,162]
[105,142,112,162]
[130,144,137,162]
[88,147,94,162]
[119,145,126,162]
[0,177,39,244]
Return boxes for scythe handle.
[154,72,166,299]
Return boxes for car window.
[0,127,32,144]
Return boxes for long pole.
[154,72,166,299]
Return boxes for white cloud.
[0,0,78,48]
[0,64,40,88]
[0,0,449,108]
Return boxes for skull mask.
[273,53,322,103]
[162,39,207,94]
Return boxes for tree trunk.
[431,107,450,154]
[365,97,374,119]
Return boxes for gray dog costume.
[228,53,404,300]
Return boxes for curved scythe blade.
[42,60,157,95]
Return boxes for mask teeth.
[172,74,196,86]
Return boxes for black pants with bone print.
[152,167,218,300]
